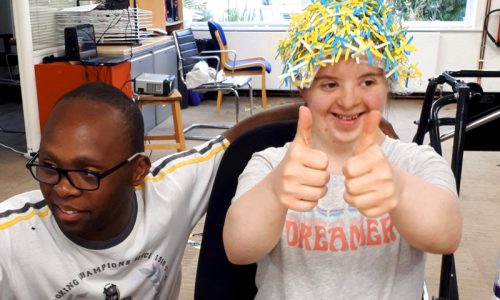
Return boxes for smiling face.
[300,59,389,153]
[38,98,144,241]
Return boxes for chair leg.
[216,90,223,112]
[261,72,267,109]
[233,88,240,123]
[172,101,186,151]
[248,82,254,116]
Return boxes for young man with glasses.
[0,82,251,299]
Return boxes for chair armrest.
[201,49,237,60]
[380,117,399,139]
[202,49,238,75]
[237,57,267,62]
[188,55,221,72]
[190,55,220,61]
[179,55,222,84]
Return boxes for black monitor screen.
[76,24,97,60]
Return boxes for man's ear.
[131,156,151,186]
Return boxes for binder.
[165,0,178,22]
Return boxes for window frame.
[188,0,479,32]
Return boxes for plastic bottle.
[492,253,500,300]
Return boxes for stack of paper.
[55,6,153,44]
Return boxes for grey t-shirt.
[233,137,458,300]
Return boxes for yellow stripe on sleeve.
[138,141,229,188]
[0,207,50,230]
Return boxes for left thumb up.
[353,110,382,155]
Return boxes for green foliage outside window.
[223,0,257,22]
[224,8,257,22]
[393,0,467,21]
[183,0,212,22]
[185,0,469,24]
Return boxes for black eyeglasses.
[26,152,146,191]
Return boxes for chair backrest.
[194,119,298,300]
[208,21,227,47]
[207,21,231,67]
[173,28,200,81]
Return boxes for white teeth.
[60,207,78,214]
[335,114,360,121]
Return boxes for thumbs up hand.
[342,110,399,218]
[271,106,330,212]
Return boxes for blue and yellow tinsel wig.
[276,0,421,88]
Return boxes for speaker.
[64,27,79,60]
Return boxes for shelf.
[166,20,183,27]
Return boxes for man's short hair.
[58,82,144,153]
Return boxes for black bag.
[196,38,220,69]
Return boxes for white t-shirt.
[234,137,458,300]
[0,137,228,300]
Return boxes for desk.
[35,61,132,128]
[34,36,178,130]
[97,35,172,56]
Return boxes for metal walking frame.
[413,70,500,300]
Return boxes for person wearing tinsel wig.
[223,0,462,298]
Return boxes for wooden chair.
[208,21,272,110]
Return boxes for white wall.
[193,0,500,93]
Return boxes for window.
[185,0,306,25]
[394,0,467,22]
[396,0,478,30]
[29,0,77,51]
[186,0,476,29]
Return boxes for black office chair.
[194,116,298,300]
[173,28,254,140]
[194,105,400,300]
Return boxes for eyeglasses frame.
[25,152,146,191]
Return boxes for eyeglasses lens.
[33,165,99,190]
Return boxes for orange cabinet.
[35,61,132,128]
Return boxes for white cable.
[0,142,25,155]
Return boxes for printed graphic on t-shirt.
[284,177,399,252]
[52,251,170,300]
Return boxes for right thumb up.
[272,106,329,211]
[293,106,313,146]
